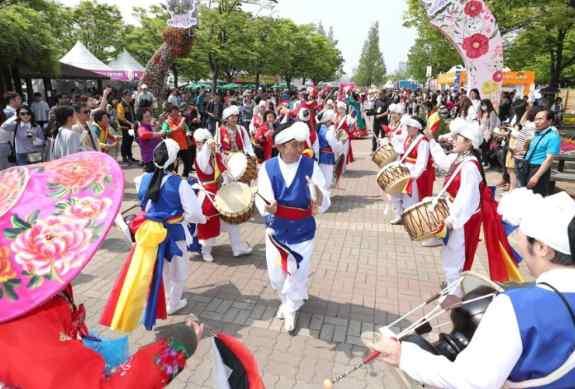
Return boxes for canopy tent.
[59,41,126,81]
[19,63,109,80]
[219,83,240,91]
[107,50,145,81]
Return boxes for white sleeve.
[429,139,457,171]
[179,180,207,224]
[311,161,331,213]
[400,295,522,389]
[326,129,345,156]
[255,162,275,216]
[196,143,213,175]
[409,140,430,179]
[134,175,144,192]
[241,127,255,157]
[445,161,482,230]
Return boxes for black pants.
[178,149,194,178]
[121,127,134,161]
[372,120,383,152]
[527,164,552,196]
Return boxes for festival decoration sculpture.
[421,0,504,107]
[141,0,199,100]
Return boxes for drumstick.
[255,191,271,206]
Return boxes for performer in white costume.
[317,109,346,189]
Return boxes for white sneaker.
[422,238,443,247]
[389,216,402,225]
[167,298,188,315]
[233,243,253,257]
[202,251,214,262]
[276,304,285,320]
[284,310,296,332]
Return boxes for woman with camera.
[0,106,45,165]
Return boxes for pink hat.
[0,152,124,323]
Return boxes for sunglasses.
[81,110,90,114]
[19,112,31,116]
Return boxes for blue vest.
[265,156,316,244]
[138,173,186,242]
[318,124,335,165]
[506,285,575,388]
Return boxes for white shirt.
[429,140,481,230]
[404,137,430,180]
[324,126,346,159]
[30,101,50,122]
[134,172,206,224]
[256,156,331,217]
[51,126,82,160]
[400,268,575,389]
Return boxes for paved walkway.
[78,139,494,389]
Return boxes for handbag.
[516,129,550,185]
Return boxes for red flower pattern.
[462,33,490,59]
[492,70,503,82]
[464,0,483,17]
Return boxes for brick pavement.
[76,139,499,389]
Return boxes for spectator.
[254,110,276,161]
[551,97,563,126]
[370,90,389,152]
[3,106,45,165]
[51,106,82,160]
[478,98,500,168]
[206,94,222,134]
[196,89,207,127]
[91,109,119,157]
[162,104,193,177]
[135,83,155,120]
[3,92,22,120]
[73,104,99,151]
[116,90,137,164]
[522,110,561,196]
[30,93,50,129]
[239,92,255,129]
[167,88,181,107]
[137,108,163,173]
[511,96,528,125]
[0,110,13,170]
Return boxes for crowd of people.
[1,80,574,389]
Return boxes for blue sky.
[59,0,417,76]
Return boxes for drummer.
[389,117,435,227]
[371,188,575,389]
[193,128,253,263]
[317,109,346,189]
[218,105,255,157]
[256,121,331,333]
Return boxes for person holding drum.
[298,108,319,160]
[317,109,346,190]
[194,128,253,263]
[217,105,255,157]
[134,138,207,315]
[256,121,331,333]
[389,116,435,226]
[366,188,575,389]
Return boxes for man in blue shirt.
[524,110,561,196]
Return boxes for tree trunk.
[211,71,219,94]
[302,77,306,86]
[285,76,292,90]
[172,64,179,88]
[255,72,260,91]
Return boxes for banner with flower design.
[0,153,124,323]
[421,0,504,107]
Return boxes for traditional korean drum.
[376,162,411,194]
[371,144,397,168]
[402,197,450,241]
[213,182,255,224]
[227,152,257,183]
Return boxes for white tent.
[59,42,126,80]
[108,50,145,81]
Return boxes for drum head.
[459,271,504,294]
[385,176,410,194]
[214,182,254,214]
[227,153,247,180]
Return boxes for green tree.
[352,22,386,87]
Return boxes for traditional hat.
[499,189,575,256]
[222,105,240,121]
[274,122,309,145]
[0,152,124,323]
[404,116,422,130]
[153,138,180,170]
[193,128,213,143]
[450,118,483,149]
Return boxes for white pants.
[164,241,190,309]
[199,220,243,254]
[265,234,313,314]
[441,227,465,296]
[319,163,334,189]
[389,182,419,218]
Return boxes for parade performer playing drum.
[0,152,205,388]
[298,108,319,159]
[133,139,206,315]
[194,128,253,263]
[218,105,255,157]
[335,101,355,165]
[256,121,331,333]
[370,188,575,389]
[317,109,346,189]
[389,117,434,225]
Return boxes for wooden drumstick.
[324,351,381,387]
[255,191,271,206]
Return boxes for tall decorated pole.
[420,0,504,108]
[142,0,199,101]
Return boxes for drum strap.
[399,134,424,164]
[435,157,472,200]
[538,282,575,326]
